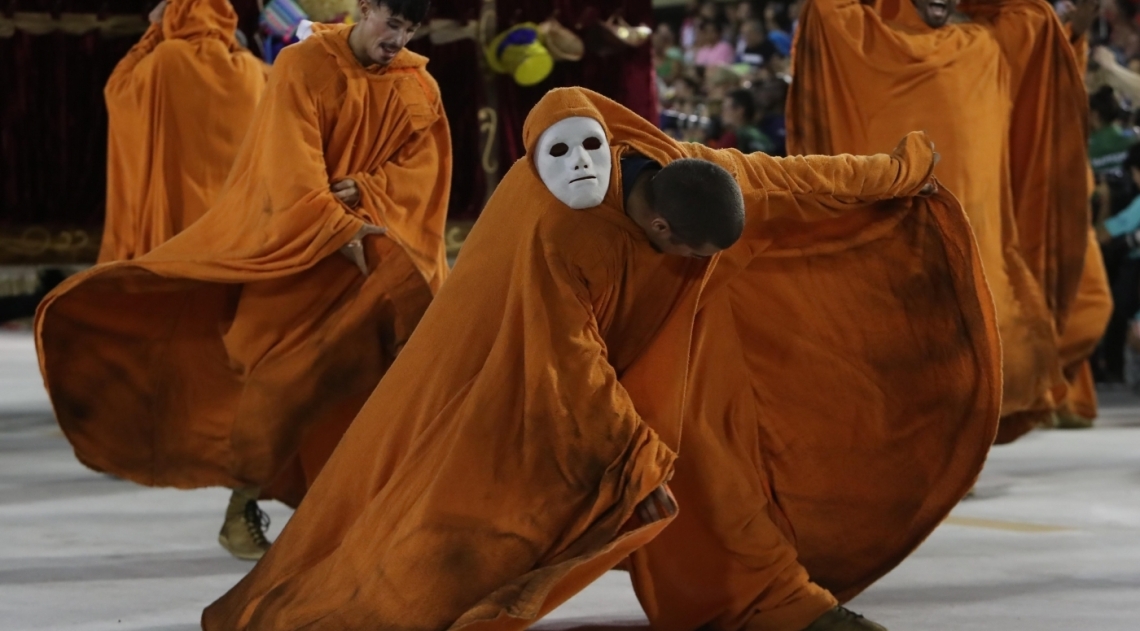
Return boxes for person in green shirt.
[717,88,775,154]
[1089,86,1136,180]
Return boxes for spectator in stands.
[729,0,756,53]
[654,23,684,85]
[755,76,788,156]
[682,0,722,53]
[694,19,736,67]
[763,3,793,57]
[738,18,782,67]
[1097,143,1140,383]
[1089,86,1136,180]
[717,88,775,153]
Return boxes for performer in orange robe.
[1054,20,1113,429]
[36,0,447,560]
[203,88,999,631]
[99,0,266,262]
[789,0,1094,443]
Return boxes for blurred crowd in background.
[652,0,797,156]
[1077,0,1140,388]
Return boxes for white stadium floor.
[1,330,1137,630]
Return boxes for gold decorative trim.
[0,12,149,39]
[477,107,500,175]
[0,227,100,264]
[445,221,474,259]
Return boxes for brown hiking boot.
[218,488,271,561]
[802,606,888,631]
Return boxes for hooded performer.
[203,88,1000,631]
[99,0,266,261]
[788,0,1108,440]
[36,0,449,561]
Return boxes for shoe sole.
[218,534,267,561]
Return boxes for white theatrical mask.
[534,116,612,209]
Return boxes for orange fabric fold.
[204,89,1000,631]
[789,0,1090,439]
[99,0,266,262]
[36,25,451,505]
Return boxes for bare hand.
[338,224,386,275]
[1093,46,1119,70]
[1065,0,1099,39]
[635,485,678,524]
[148,0,167,24]
[331,178,361,208]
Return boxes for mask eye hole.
[583,137,602,150]
[550,143,569,157]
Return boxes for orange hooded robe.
[99,0,266,262]
[789,0,1092,441]
[1054,33,1112,423]
[203,88,1000,631]
[35,24,451,507]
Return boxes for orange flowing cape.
[789,0,1090,439]
[625,128,1001,629]
[203,88,1000,631]
[35,25,451,505]
[99,0,266,262]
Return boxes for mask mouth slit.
[570,176,597,183]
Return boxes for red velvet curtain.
[1,1,149,260]
[409,0,485,220]
[0,0,258,263]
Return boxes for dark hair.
[1124,141,1140,173]
[649,159,745,249]
[699,18,723,34]
[1091,86,1123,125]
[728,88,756,122]
[376,0,431,24]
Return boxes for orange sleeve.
[805,0,877,42]
[963,0,1079,91]
[684,132,935,232]
[965,0,1090,326]
[349,98,451,290]
[237,50,365,246]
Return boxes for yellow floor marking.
[943,516,1074,533]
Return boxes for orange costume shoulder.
[36,24,451,506]
[789,0,1090,439]
[99,0,266,261]
[204,88,1001,631]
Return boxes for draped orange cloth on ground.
[203,89,999,631]
[789,0,1090,441]
[98,0,266,262]
[36,25,451,507]
[1048,229,1112,428]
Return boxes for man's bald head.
[633,158,745,258]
